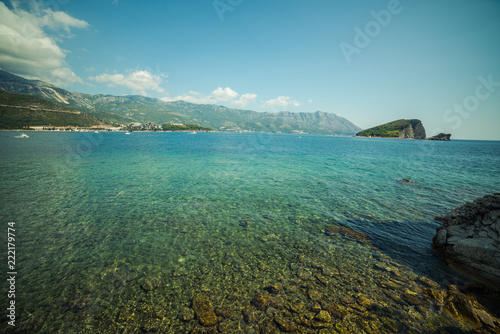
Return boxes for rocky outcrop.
[427,133,451,141]
[424,285,499,328]
[433,194,500,288]
[399,121,426,139]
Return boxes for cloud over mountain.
[232,93,257,108]
[162,87,257,108]
[262,96,301,110]
[89,70,167,95]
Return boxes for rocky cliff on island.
[356,119,426,139]
[433,194,500,289]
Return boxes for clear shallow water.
[1,131,499,333]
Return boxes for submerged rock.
[433,194,500,288]
[356,294,373,307]
[215,306,234,319]
[290,303,306,314]
[307,288,323,301]
[239,218,253,228]
[326,304,349,320]
[274,314,298,332]
[251,292,277,311]
[140,277,162,292]
[67,294,92,311]
[242,307,260,324]
[192,293,218,327]
[315,310,332,323]
[325,225,370,243]
[260,319,279,333]
[424,285,499,328]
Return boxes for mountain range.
[0,70,361,134]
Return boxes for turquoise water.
[1,131,499,333]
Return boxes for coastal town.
[25,122,213,132]
[19,122,313,134]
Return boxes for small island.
[355,119,426,139]
[356,120,453,141]
[427,133,451,141]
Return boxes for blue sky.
[0,0,499,139]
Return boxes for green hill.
[356,119,426,139]
[0,89,104,129]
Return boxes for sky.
[0,0,499,140]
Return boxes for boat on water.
[125,131,131,135]
[190,131,197,134]
[15,132,29,138]
[94,131,99,133]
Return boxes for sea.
[0,131,499,333]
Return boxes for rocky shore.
[433,194,500,289]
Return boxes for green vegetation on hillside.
[356,119,421,137]
[161,123,213,131]
[0,89,104,129]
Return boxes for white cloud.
[51,67,83,85]
[262,96,301,110]
[0,1,88,86]
[89,70,167,95]
[161,91,205,104]
[161,87,257,107]
[210,87,238,101]
[232,93,257,108]
[42,10,89,32]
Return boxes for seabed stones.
[14,215,500,334]
[140,277,162,292]
[425,285,500,329]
